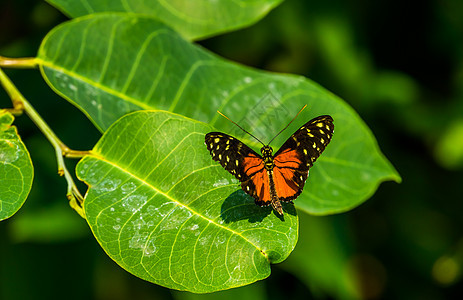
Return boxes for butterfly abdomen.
[260,146,284,215]
[267,170,283,215]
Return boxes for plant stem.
[0,66,87,218]
[0,56,37,68]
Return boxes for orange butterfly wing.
[273,170,302,201]
[205,132,261,182]
[272,115,334,202]
[240,154,272,205]
[273,149,306,201]
[241,168,272,206]
[205,132,270,204]
[205,115,334,213]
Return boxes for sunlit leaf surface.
[77,111,298,292]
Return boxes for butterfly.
[205,105,334,215]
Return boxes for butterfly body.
[205,115,334,215]
[255,145,283,214]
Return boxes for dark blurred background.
[1,0,463,299]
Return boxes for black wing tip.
[312,115,334,122]
[205,132,219,139]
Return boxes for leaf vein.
[87,154,268,261]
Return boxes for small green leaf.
[77,111,298,293]
[38,14,400,215]
[45,0,282,40]
[0,111,34,221]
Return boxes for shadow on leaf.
[220,189,297,223]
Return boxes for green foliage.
[77,111,298,292]
[0,111,33,221]
[37,14,399,216]
[46,0,283,40]
[0,0,404,296]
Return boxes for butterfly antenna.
[217,110,266,146]
[268,104,307,145]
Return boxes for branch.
[0,66,89,218]
[0,56,37,68]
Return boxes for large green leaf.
[37,14,400,214]
[0,110,34,221]
[77,111,298,293]
[46,0,282,40]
